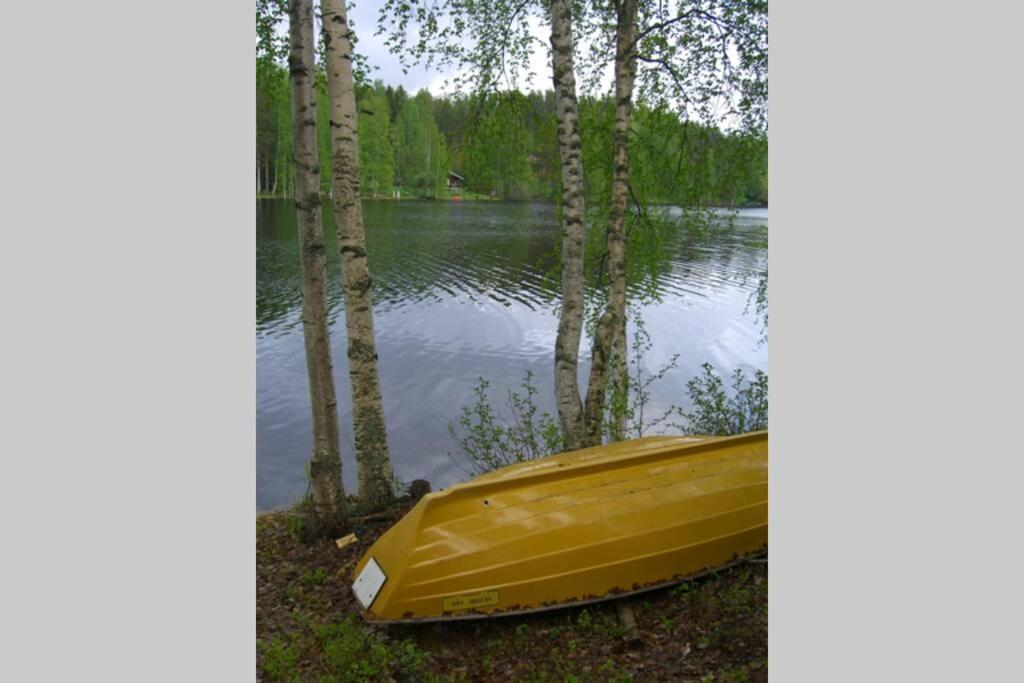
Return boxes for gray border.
[772,0,1022,679]
[3,1,255,679]
[3,0,1022,678]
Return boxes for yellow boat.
[350,431,767,622]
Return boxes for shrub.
[678,363,768,436]
[449,329,768,475]
[448,371,562,475]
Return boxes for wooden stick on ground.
[615,599,642,645]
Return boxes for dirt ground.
[257,505,767,682]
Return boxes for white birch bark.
[321,0,395,509]
[549,0,587,451]
[288,0,349,535]
[583,0,637,446]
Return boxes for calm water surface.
[257,199,767,510]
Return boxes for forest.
[256,0,769,678]
[257,59,768,206]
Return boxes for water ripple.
[257,200,767,510]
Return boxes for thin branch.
[635,8,699,43]
[636,54,685,94]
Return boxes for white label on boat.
[352,557,387,610]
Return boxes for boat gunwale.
[421,431,767,506]
[357,547,767,624]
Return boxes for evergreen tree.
[463,94,534,199]
[357,82,396,196]
[393,90,449,197]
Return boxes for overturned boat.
[350,431,767,622]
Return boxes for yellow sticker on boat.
[442,589,500,612]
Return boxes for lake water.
[257,199,767,510]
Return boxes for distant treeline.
[257,58,767,206]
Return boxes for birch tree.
[377,0,590,450]
[376,0,767,449]
[582,0,636,446]
[549,0,588,450]
[321,0,395,509]
[576,0,766,444]
[288,0,349,536]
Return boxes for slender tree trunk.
[321,0,395,509]
[262,156,266,194]
[549,0,586,451]
[610,310,628,439]
[583,0,636,446]
[288,0,349,537]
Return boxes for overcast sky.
[270,2,744,127]
[269,1,615,97]
[345,0,557,95]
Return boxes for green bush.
[679,363,768,436]
[448,327,768,476]
[448,371,562,475]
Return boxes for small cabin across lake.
[447,171,465,190]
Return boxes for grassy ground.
[257,506,767,682]
[388,185,519,201]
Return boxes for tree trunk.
[288,0,349,538]
[610,311,628,440]
[582,0,637,447]
[321,0,395,510]
[261,155,266,194]
[549,0,586,451]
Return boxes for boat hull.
[350,431,768,622]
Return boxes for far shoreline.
[256,194,768,210]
